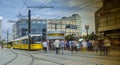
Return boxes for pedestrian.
[98,39,104,55]
[78,39,83,51]
[81,39,87,52]
[87,40,92,51]
[42,40,48,53]
[75,40,79,52]
[94,39,99,53]
[60,40,65,54]
[71,41,75,53]
[54,39,60,54]
[103,37,111,56]
[91,40,95,52]
[89,40,93,51]
[66,41,69,50]
[48,40,52,51]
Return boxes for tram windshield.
[31,36,42,44]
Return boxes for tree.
[65,34,74,41]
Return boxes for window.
[42,24,46,28]
[107,14,115,25]
[106,0,112,9]
[41,21,46,24]
[31,36,41,43]
[42,33,46,36]
[42,37,46,40]
[42,29,46,32]
[37,25,41,28]
[115,12,120,24]
[116,18,120,24]
[22,39,28,44]
[32,21,36,23]
[108,20,115,25]
[100,16,106,22]
[66,24,70,28]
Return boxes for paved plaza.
[0,47,120,65]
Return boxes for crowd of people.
[42,37,112,56]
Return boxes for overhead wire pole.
[27,6,53,50]
[28,9,31,50]
[6,30,9,47]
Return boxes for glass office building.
[13,18,47,41]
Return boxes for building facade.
[47,19,77,36]
[13,14,82,40]
[95,0,120,38]
[47,14,81,37]
[13,18,47,41]
[62,14,82,36]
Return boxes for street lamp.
[85,25,89,39]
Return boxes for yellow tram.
[5,34,43,50]
[3,41,12,48]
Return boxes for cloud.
[68,0,85,7]
[0,16,3,20]
[25,0,52,6]
[2,17,17,32]
[57,0,90,7]
[34,0,52,3]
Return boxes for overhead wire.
[18,0,51,18]
[49,0,101,19]
[49,0,92,18]
[17,0,28,19]
[30,0,51,15]
[18,0,101,20]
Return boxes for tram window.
[31,36,41,44]
[15,41,18,44]
[22,39,28,44]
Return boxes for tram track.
[2,49,35,65]
[11,50,64,65]
[10,50,35,65]
[37,53,103,65]
[24,51,35,65]
[12,50,102,65]
[31,51,120,61]
[5,49,119,65]
[3,49,18,65]
[29,51,120,65]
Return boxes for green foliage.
[0,39,6,44]
[82,32,97,40]
[65,34,74,41]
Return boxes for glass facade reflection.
[13,19,47,41]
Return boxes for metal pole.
[7,30,9,47]
[1,40,3,49]
[28,9,31,50]
[85,25,89,40]
[55,23,57,30]
[7,30,8,42]
[86,29,88,39]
